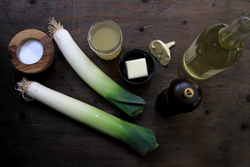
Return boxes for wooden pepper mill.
[156,77,202,116]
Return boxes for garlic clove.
[149,40,175,66]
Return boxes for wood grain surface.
[1,0,250,167]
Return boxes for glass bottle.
[179,13,250,82]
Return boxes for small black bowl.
[119,49,155,85]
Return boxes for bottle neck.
[219,13,250,49]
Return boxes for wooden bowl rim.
[8,29,54,74]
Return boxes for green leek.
[16,77,158,156]
[48,18,145,117]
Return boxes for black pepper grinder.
[156,77,202,116]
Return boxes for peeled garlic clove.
[149,40,175,66]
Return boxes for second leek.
[16,78,158,156]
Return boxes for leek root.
[16,77,158,156]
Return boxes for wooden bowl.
[8,29,54,74]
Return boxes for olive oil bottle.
[179,13,250,82]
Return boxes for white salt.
[19,40,44,64]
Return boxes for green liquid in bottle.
[179,12,250,82]
[179,24,244,82]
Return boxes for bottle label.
[199,68,225,78]
[185,36,199,64]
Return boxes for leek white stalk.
[16,78,158,156]
[48,18,145,117]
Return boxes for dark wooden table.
[1,0,250,166]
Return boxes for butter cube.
[125,58,148,79]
